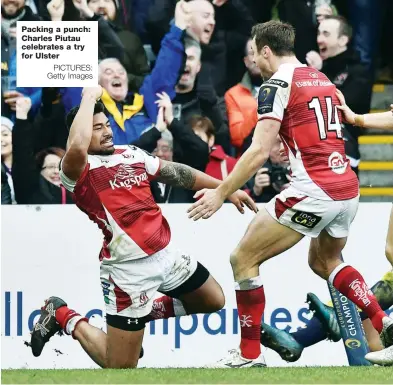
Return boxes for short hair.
[65,101,107,131]
[35,147,66,170]
[189,115,215,139]
[324,15,352,40]
[184,36,202,61]
[251,21,295,57]
[160,130,173,149]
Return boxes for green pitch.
[2,367,393,384]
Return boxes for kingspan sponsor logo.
[109,164,148,190]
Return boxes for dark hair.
[189,115,215,139]
[36,147,66,170]
[251,21,295,57]
[324,15,352,40]
[66,101,106,131]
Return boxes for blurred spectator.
[85,0,150,90]
[45,0,124,61]
[59,1,190,144]
[277,0,318,63]
[248,137,290,203]
[191,115,239,182]
[306,15,373,174]
[1,116,15,204]
[12,97,74,204]
[171,37,230,153]
[146,0,253,95]
[1,0,42,120]
[225,38,261,152]
[147,93,210,203]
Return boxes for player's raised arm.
[62,87,103,181]
[155,160,257,216]
[336,89,393,130]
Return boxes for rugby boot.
[260,321,303,362]
[204,348,266,368]
[307,292,341,342]
[31,296,66,357]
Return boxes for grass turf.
[2,367,393,384]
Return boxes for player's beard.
[89,147,115,156]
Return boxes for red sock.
[55,306,81,330]
[236,283,265,359]
[331,265,386,332]
[146,296,177,321]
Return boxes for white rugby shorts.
[265,186,359,238]
[100,242,198,318]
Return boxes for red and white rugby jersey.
[60,145,171,262]
[257,63,359,201]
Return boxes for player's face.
[99,60,128,102]
[1,126,12,157]
[1,0,25,17]
[41,154,61,186]
[87,0,116,21]
[152,138,173,161]
[244,40,261,77]
[251,38,273,80]
[88,112,115,155]
[178,46,201,89]
[188,0,215,45]
[317,19,346,60]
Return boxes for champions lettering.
[4,291,315,349]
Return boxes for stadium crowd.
[1,0,392,205]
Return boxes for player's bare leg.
[308,230,393,365]
[31,297,144,368]
[207,208,304,368]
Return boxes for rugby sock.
[55,306,87,337]
[291,316,327,347]
[329,264,386,333]
[359,270,393,321]
[235,276,265,359]
[147,296,186,321]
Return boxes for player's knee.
[106,357,138,369]
[208,286,225,312]
[386,241,393,266]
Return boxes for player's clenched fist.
[47,0,64,21]
[82,86,103,101]
[16,97,32,120]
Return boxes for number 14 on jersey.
[308,96,343,140]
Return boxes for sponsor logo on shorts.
[345,338,362,349]
[139,291,149,307]
[109,164,148,190]
[328,152,348,175]
[291,211,322,229]
[101,281,111,304]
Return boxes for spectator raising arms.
[1,117,15,204]
[12,97,73,204]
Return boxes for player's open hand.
[228,190,258,215]
[187,188,226,221]
[336,89,355,125]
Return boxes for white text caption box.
[17,21,98,87]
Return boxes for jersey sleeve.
[59,158,77,192]
[257,77,290,123]
[139,148,160,176]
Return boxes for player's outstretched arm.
[336,89,393,130]
[62,87,103,181]
[155,160,257,216]
[187,119,280,221]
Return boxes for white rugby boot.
[365,345,393,366]
[204,348,266,368]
